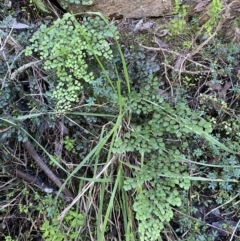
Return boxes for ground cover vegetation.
[0,0,240,240]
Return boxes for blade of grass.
[119,164,136,241]
[158,174,239,182]
[99,165,122,241]
[59,155,118,220]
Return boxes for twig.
[10,60,41,80]
[22,140,73,200]
[188,17,226,59]
[16,169,70,202]
[163,63,212,75]
[230,219,240,241]
[161,49,174,97]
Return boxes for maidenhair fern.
[25,13,118,111]
[58,0,94,8]
[113,76,213,241]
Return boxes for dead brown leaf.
[174,54,187,71]
[154,37,169,49]
[220,81,232,98]
[209,83,222,91]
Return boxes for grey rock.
[56,0,173,18]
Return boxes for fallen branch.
[22,140,73,201]
[16,169,70,202]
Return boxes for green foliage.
[25,13,118,111]
[125,155,190,241]
[63,135,76,153]
[169,0,188,35]
[17,189,84,241]
[81,0,94,5]
[201,40,240,77]
[4,237,17,241]
[203,0,222,34]
[59,0,94,8]
[41,210,84,241]
[169,0,222,36]
[40,220,65,241]
[125,47,160,82]
[113,76,214,240]
[30,0,49,13]
[2,4,240,241]
[172,0,188,18]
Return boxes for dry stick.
[22,140,73,200]
[229,219,240,241]
[16,169,40,185]
[164,63,213,75]
[188,17,226,59]
[10,60,41,80]
[16,169,70,202]
[161,50,174,97]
